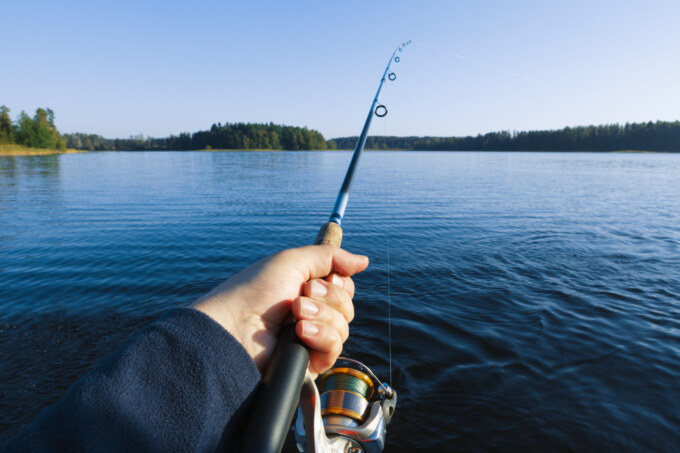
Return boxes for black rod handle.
[239,324,308,453]
[239,222,343,453]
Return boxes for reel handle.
[239,221,343,453]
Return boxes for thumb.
[284,245,369,280]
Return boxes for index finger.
[282,245,369,281]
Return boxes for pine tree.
[0,105,12,143]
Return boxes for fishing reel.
[295,357,397,453]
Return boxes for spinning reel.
[295,358,397,453]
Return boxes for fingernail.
[311,280,327,297]
[303,321,319,336]
[331,274,344,288]
[301,299,319,316]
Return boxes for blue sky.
[2,0,679,138]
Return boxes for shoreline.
[2,146,675,155]
[0,144,85,156]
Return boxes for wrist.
[192,298,242,346]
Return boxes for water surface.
[1,151,679,451]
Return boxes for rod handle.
[239,323,308,453]
[239,222,344,453]
[313,221,343,247]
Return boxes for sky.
[2,0,680,139]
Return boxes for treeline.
[64,122,331,151]
[5,104,679,153]
[330,121,680,152]
[0,106,66,149]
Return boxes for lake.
[1,151,679,451]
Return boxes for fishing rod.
[240,41,411,453]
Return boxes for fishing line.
[380,88,393,385]
[387,234,393,384]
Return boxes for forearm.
[3,308,260,452]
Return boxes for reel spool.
[295,358,397,453]
[319,367,375,424]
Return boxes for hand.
[192,245,369,377]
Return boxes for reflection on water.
[1,151,680,451]
[0,154,61,197]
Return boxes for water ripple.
[2,151,680,451]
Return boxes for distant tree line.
[63,122,332,151]
[0,105,66,149]
[4,104,679,153]
[330,121,680,152]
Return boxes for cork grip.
[313,221,343,247]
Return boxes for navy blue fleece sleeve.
[2,308,261,452]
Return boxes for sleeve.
[2,308,261,453]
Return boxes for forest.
[0,106,66,150]
[3,104,680,153]
[330,121,680,152]
[63,123,331,151]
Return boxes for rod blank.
[238,42,410,453]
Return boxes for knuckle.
[345,277,355,298]
[319,355,335,372]
[291,296,302,314]
[313,280,355,323]
[320,244,336,261]
[347,305,355,323]
[341,292,355,322]
[339,320,349,342]
[331,334,343,357]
